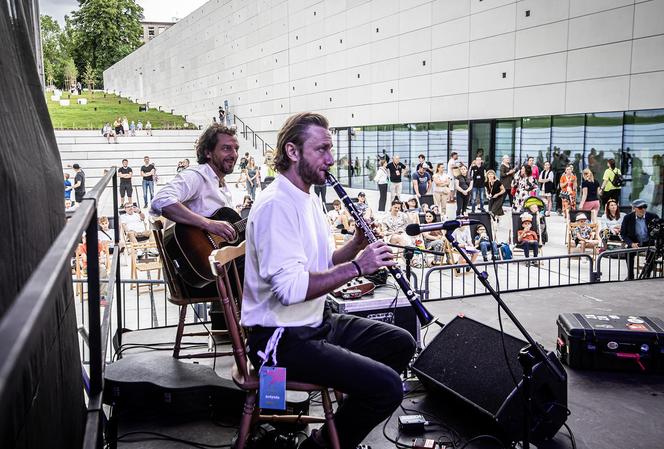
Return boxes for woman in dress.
[432,162,450,219]
[538,161,554,216]
[513,165,537,212]
[559,164,577,220]
[485,169,505,220]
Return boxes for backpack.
[612,169,625,187]
[499,243,513,260]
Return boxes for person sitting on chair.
[571,213,600,260]
[451,219,479,274]
[474,224,498,262]
[600,199,624,248]
[517,213,539,266]
[620,199,659,280]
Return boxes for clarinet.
[325,171,435,326]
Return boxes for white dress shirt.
[150,163,233,217]
[241,175,334,328]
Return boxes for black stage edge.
[108,281,664,449]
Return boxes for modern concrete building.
[105,0,664,214]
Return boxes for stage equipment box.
[327,286,420,344]
[556,313,664,373]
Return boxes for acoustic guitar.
[164,207,247,288]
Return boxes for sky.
[39,0,209,25]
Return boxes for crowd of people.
[102,117,153,143]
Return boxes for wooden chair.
[151,219,231,359]
[510,212,545,257]
[567,222,600,261]
[210,243,341,449]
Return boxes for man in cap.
[620,199,660,279]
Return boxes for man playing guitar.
[151,123,240,325]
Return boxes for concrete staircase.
[56,129,267,214]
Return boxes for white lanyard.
[257,327,284,368]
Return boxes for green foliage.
[83,62,97,92]
[46,91,192,130]
[40,14,67,87]
[70,0,144,84]
[63,57,78,88]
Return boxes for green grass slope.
[46,90,194,130]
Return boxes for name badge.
[259,366,287,410]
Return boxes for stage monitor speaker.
[412,315,568,445]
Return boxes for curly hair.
[274,112,329,173]
[195,123,237,164]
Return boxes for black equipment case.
[556,313,664,373]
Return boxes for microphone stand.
[382,242,446,329]
[444,229,567,449]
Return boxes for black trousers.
[456,191,469,217]
[378,183,388,211]
[247,312,416,449]
[602,189,621,208]
[626,241,652,280]
[314,185,327,204]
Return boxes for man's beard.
[297,157,325,185]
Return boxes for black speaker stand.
[445,230,567,449]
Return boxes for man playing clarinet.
[241,112,416,449]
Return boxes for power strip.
[411,438,438,449]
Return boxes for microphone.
[405,219,481,236]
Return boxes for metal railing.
[595,246,663,282]
[0,168,122,449]
[422,253,595,301]
[233,114,274,156]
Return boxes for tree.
[40,15,66,87]
[44,60,55,87]
[82,62,96,93]
[63,57,78,89]
[70,0,144,87]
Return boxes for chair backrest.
[150,218,186,299]
[468,212,493,241]
[511,211,541,244]
[211,243,249,378]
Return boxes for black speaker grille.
[413,316,527,416]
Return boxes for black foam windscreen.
[412,315,568,444]
[414,315,526,416]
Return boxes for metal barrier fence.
[423,253,595,301]
[422,246,662,301]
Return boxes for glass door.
[470,121,494,169]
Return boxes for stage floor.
[111,279,664,448]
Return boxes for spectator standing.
[432,162,450,219]
[447,152,460,203]
[145,121,153,136]
[455,165,472,217]
[500,155,516,207]
[246,156,260,200]
[141,156,156,206]
[411,165,432,200]
[579,168,601,221]
[387,155,406,202]
[559,165,578,219]
[416,153,433,175]
[601,158,622,206]
[375,159,389,211]
[118,158,133,205]
[122,117,129,135]
[620,199,659,279]
[469,155,486,213]
[513,165,537,212]
[72,163,86,204]
[485,169,505,220]
[538,161,555,216]
[129,121,136,136]
[527,157,540,186]
[218,106,226,125]
[64,173,72,202]
[137,120,143,132]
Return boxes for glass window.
[449,122,469,167]
[363,126,378,189]
[585,112,623,181]
[521,116,551,168]
[428,122,448,172]
[552,115,584,180]
[350,127,364,189]
[495,120,519,170]
[393,124,411,195]
[334,128,350,185]
[624,110,664,215]
[470,121,492,168]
